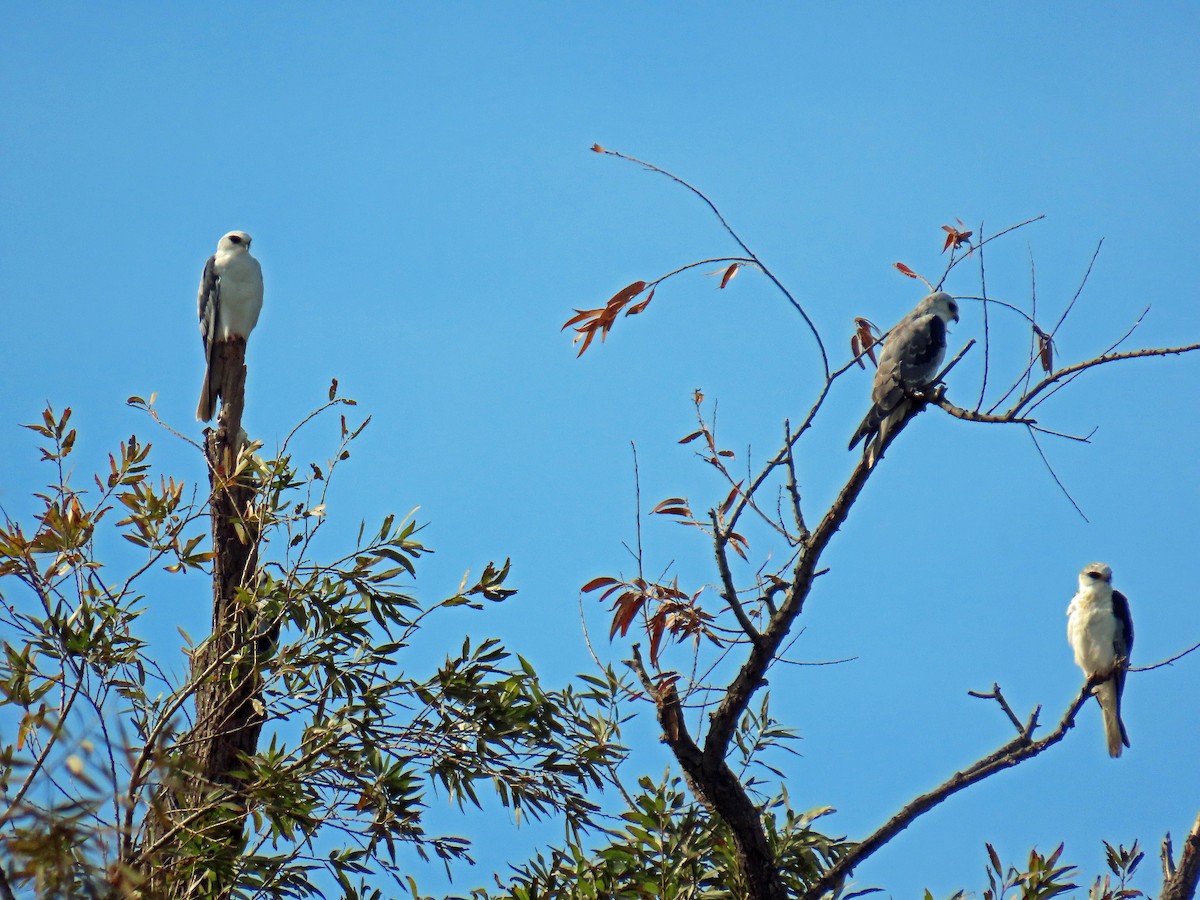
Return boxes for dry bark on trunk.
[144,340,266,897]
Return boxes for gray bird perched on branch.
[848,291,959,466]
[1067,562,1134,757]
[196,231,264,421]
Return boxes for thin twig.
[1026,425,1088,522]
[1028,424,1096,443]
[710,511,760,643]
[782,421,808,541]
[1131,640,1200,673]
[967,683,1023,731]
[649,257,758,288]
[598,146,830,379]
[942,214,1047,280]
[1025,306,1153,418]
[1049,239,1104,338]
[975,221,991,411]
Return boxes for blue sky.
[3,4,1199,896]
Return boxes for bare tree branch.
[710,511,760,643]
[1026,425,1089,521]
[967,683,1024,732]
[803,684,1094,900]
[1130,639,1200,673]
[1009,343,1200,418]
[975,220,991,411]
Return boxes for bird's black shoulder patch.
[1112,589,1134,654]
[927,314,946,350]
[903,314,947,369]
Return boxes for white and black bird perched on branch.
[848,291,959,466]
[1067,562,1134,758]
[196,231,264,421]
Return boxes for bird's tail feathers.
[848,406,882,451]
[1095,679,1129,758]
[850,402,910,468]
[197,366,217,422]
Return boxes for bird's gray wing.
[196,255,220,421]
[848,314,947,451]
[878,313,947,401]
[1111,588,1134,702]
[1112,590,1133,658]
[1101,588,1133,754]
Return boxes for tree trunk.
[1163,813,1200,900]
[144,340,265,898]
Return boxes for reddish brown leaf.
[561,307,603,331]
[581,576,619,593]
[575,328,597,357]
[608,280,647,310]
[1033,325,1054,374]
[625,287,655,316]
[853,317,881,368]
[648,610,668,667]
[591,143,606,153]
[596,583,626,603]
[651,497,693,517]
[662,581,688,601]
[720,482,743,517]
[940,224,974,254]
[894,262,919,279]
[609,590,646,640]
[564,281,648,356]
[719,263,740,289]
[678,429,705,445]
[717,449,735,459]
[850,334,864,369]
[655,672,680,692]
[727,532,750,561]
[693,388,705,405]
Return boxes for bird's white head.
[917,291,960,325]
[1079,562,1114,591]
[216,231,253,254]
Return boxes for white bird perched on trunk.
[848,291,960,466]
[1067,562,1134,757]
[196,231,264,421]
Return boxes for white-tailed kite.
[196,231,264,422]
[1066,562,1134,757]
[848,291,960,466]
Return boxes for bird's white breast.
[214,252,264,341]
[1067,588,1119,676]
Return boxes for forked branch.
[802,684,1094,900]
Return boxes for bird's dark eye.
[229,235,242,244]
[1087,572,1100,579]
[949,302,959,314]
